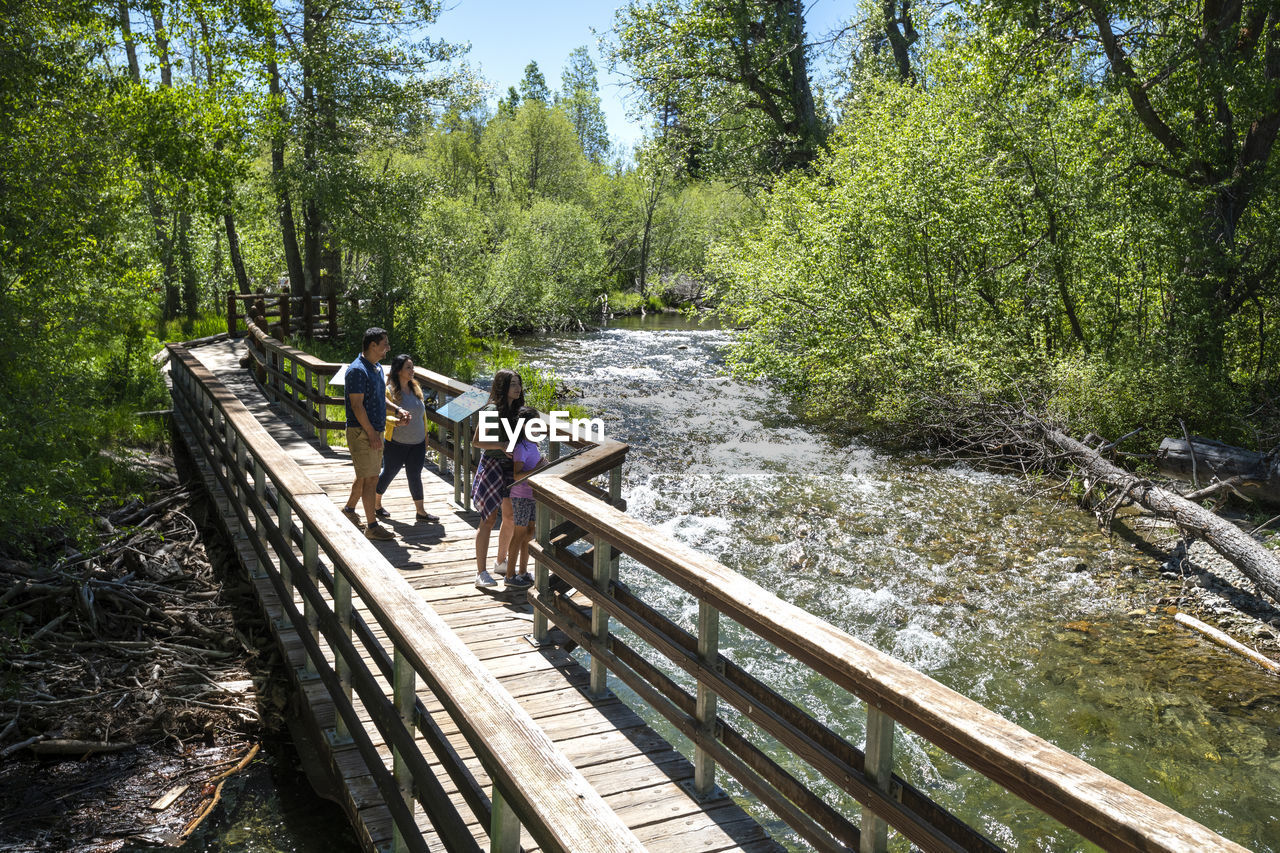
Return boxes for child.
[472,370,523,587]
[500,407,542,587]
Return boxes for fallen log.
[1156,437,1280,505]
[1044,427,1280,606]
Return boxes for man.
[341,327,409,541]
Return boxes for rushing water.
[516,313,1280,852]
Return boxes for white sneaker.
[475,570,498,587]
[493,560,508,576]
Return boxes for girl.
[373,355,439,524]
[501,406,543,587]
[472,369,523,587]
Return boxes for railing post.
[589,533,613,698]
[694,600,720,797]
[327,293,337,340]
[609,464,622,576]
[301,528,319,678]
[252,463,268,575]
[490,785,520,853]
[224,422,239,502]
[461,419,473,512]
[333,569,353,744]
[277,492,292,597]
[533,502,551,642]
[279,285,291,336]
[452,421,464,507]
[547,440,562,530]
[226,289,237,338]
[211,407,225,480]
[860,707,895,853]
[318,373,331,448]
[303,364,315,437]
[289,357,300,424]
[392,647,416,853]
[269,348,280,403]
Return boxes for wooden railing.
[167,343,645,853]
[525,443,1250,853]
[228,287,338,341]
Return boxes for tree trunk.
[178,209,198,320]
[197,11,251,297]
[778,0,824,167]
[268,41,306,295]
[1156,437,1280,505]
[882,0,919,84]
[118,1,139,81]
[1044,427,1280,605]
[224,214,250,294]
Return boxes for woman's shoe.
[416,511,439,522]
[375,506,391,519]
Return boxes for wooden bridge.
[163,320,1249,853]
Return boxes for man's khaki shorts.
[347,427,383,478]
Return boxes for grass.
[605,289,667,314]
[159,313,228,343]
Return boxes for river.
[514,313,1279,852]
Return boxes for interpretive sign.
[435,388,490,424]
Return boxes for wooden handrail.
[167,344,644,853]
[526,447,1250,853]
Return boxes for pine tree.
[518,61,550,104]
[557,46,609,163]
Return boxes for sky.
[428,0,853,153]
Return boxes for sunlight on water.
[518,314,1280,852]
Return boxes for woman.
[472,368,523,587]
[374,354,439,524]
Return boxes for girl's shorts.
[510,497,536,527]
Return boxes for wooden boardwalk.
[182,339,778,853]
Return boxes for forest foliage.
[3,0,1279,549]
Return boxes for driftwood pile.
[0,482,280,850]
[0,486,260,755]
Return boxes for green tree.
[996,0,1280,374]
[0,0,168,545]
[557,46,610,162]
[481,100,587,205]
[608,0,827,180]
[498,85,521,117]
[478,199,607,330]
[518,59,550,104]
[261,0,465,299]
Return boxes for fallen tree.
[913,393,1280,608]
[1042,427,1280,606]
[1155,436,1280,505]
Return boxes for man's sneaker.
[365,522,395,541]
[341,506,365,530]
[507,573,533,587]
[475,570,498,587]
